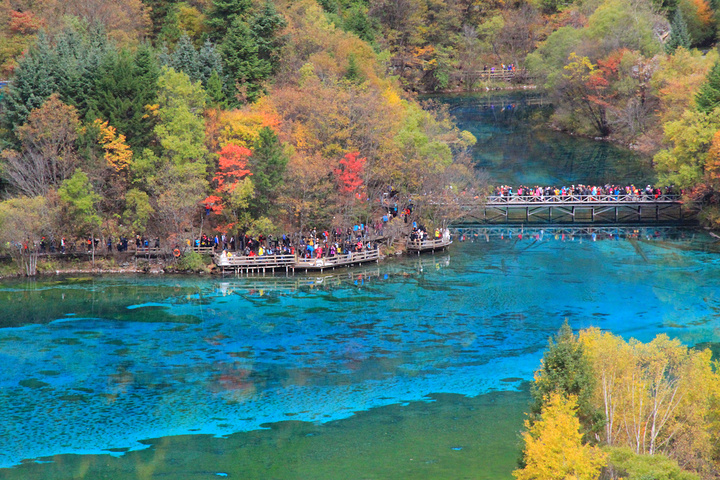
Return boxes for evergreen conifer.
[249,126,288,217]
[91,45,160,151]
[696,59,720,114]
[207,0,253,39]
[665,7,691,53]
[206,70,226,107]
[344,54,365,84]
[530,322,602,440]
[250,1,287,75]
[221,18,271,104]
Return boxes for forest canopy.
[0,0,482,254]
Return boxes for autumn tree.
[203,143,254,233]
[93,119,133,173]
[334,151,367,225]
[0,196,59,276]
[580,329,720,472]
[514,392,607,480]
[37,0,151,46]
[1,94,80,197]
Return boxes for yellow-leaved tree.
[514,392,607,480]
[94,119,133,173]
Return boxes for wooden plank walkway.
[295,248,380,272]
[215,253,295,275]
[406,237,453,253]
[214,248,381,275]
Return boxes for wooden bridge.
[450,70,536,83]
[461,194,688,224]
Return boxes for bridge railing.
[485,194,681,204]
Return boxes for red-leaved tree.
[203,143,253,233]
[334,152,366,194]
[333,152,367,226]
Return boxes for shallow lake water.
[2,94,718,479]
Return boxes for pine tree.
[91,45,160,152]
[52,26,109,117]
[696,59,720,114]
[249,126,288,217]
[1,33,59,144]
[530,321,602,440]
[1,27,108,144]
[198,40,224,85]
[169,33,202,83]
[206,69,227,107]
[250,1,287,75]
[344,53,365,84]
[207,0,253,39]
[221,18,271,104]
[665,7,691,53]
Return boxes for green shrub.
[175,251,210,273]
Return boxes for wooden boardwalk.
[215,253,296,275]
[450,70,535,83]
[465,194,687,224]
[406,237,453,254]
[214,248,381,275]
[294,249,380,272]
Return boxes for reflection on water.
[3,234,720,478]
[433,92,656,186]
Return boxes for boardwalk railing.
[215,253,295,268]
[485,194,681,205]
[406,237,453,252]
[294,248,380,271]
[215,248,381,274]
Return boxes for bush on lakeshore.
[601,447,700,480]
[175,251,210,273]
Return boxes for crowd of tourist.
[213,226,381,262]
[484,64,517,74]
[491,184,678,199]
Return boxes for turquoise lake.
[2,94,718,479]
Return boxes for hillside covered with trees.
[0,0,483,264]
[5,0,720,264]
